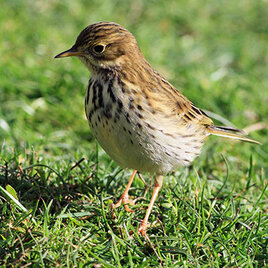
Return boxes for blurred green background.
[1,0,267,159]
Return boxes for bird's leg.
[113,170,137,212]
[138,175,163,236]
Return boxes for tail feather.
[207,126,261,144]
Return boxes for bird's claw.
[112,194,135,213]
[137,220,148,236]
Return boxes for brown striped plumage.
[55,22,259,236]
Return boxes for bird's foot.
[112,194,135,213]
[137,220,148,236]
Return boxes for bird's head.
[55,22,142,72]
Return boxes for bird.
[55,21,259,236]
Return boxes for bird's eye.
[93,45,105,54]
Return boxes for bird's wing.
[163,85,259,144]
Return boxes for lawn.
[0,0,267,267]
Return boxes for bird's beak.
[54,47,82,58]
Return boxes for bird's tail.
[207,126,261,144]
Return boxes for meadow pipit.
[55,22,259,235]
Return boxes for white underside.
[86,77,207,175]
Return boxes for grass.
[0,0,267,267]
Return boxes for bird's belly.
[88,108,205,175]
